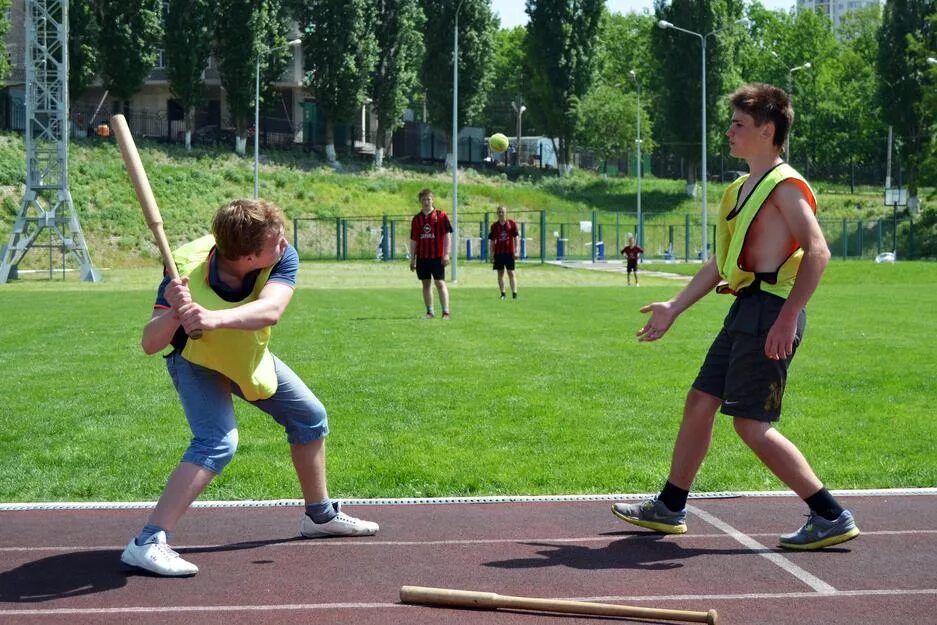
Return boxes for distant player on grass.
[488,205,519,299]
[612,83,860,551]
[620,236,643,286]
[120,199,378,578]
[409,189,453,319]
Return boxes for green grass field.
[0,260,934,503]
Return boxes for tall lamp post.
[512,99,526,166]
[658,17,751,260]
[451,0,465,282]
[785,62,811,162]
[629,70,643,248]
[254,38,302,199]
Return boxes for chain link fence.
[293,210,926,263]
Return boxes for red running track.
[1,494,936,625]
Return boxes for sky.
[490,1,796,29]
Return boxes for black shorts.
[415,257,446,280]
[692,290,806,422]
[492,253,516,271]
[626,260,638,273]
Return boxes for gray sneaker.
[778,510,860,550]
[611,499,687,534]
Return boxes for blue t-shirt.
[154,243,298,351]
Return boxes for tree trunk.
[325,120,337,164]
[685,161,697,197]
[184,105,194,151]
[235,135,247,155]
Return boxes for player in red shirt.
[488,205,519,299]
[620,236,644,286]
[409,189,453,319]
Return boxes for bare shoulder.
[770,179,813,212]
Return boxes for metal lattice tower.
[0,0,100,283]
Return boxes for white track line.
[3,589,937,617]
[688,505,837,593]
[1,487,935,511]
[2,529,934,553]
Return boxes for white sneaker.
[120,531,198,577]
[300,503,379,538]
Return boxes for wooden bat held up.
[400,586,718,624]
[110,113,201,339]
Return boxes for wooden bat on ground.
[400,586,718,624]
[110,113,202,339]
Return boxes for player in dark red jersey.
[620,236,644,286]
[409,189,453,319]
[488,205,519,299]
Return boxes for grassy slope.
[0,132,899,270]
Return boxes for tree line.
[1,1,935,198]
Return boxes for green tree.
[215,0,292,154]
[165,0,214,150]
[478,26,533,147]
[94,0,162,101]
[524,0,604,172]
[68,0,99,105]
[575,83,654,174]
[812,6,884,187]
[0,0,10,86]
[649,0,746,190]
[877,0,937,198]
[420,0,497,168]
[290,0,377,165]
[369,0,425,168]
[596,11,655,90]
[908,12,937,189]
[773,9,837,175]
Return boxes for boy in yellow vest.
[120,199,378,577]
[611,84,859,550]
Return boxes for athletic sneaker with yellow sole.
[778,510,860,550]
[611,499,688,534]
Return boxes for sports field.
[0,259,934,503]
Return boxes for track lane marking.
[1,529,933,553]
[688,505,837,593]
[2,589,936,616]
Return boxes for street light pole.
[254,38,302,199]
[512,99,526,166]
[629,70,642,248]
[658,17,751,260]
[451,0,465,282]
[785,62,811,162]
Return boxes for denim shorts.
[166,351,329,473]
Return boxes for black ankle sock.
[804,487,844,521]
[658,481,689,512]
[512,292,517,299]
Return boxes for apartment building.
[797,0,883,29]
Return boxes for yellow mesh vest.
[174,236,278,401]
[715,164,817,299]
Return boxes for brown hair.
[418,188,433,201]
[728,83,793,151]
[212,199,285,260]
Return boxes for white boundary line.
[3,589,937,617]
[687,505,837,593]
[1,528,935,554]
[2,529,934,554]
[1,487,935,511]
